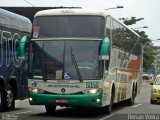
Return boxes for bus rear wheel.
[0,85,5,111]
[45,105,56,115]
[126,87,136,106]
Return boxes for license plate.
[56,99,68,103]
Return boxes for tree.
[121,17,156,72]
[123,17,144,26]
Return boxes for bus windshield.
[29,40,102,80]
[33,16,105,38]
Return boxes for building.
[155,46,160,61]
[0,6,81,22]
[153,46,160,75]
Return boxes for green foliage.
[123,17,144,26]
[135,31,155,72]
[122,17,155,72]
[143,44,155,72]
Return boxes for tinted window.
[33,16,105,38]
[29,40,102,80]
[64,41,101,79]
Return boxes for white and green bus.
[19,9,142,114]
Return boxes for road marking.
[99,114,114,120]
[15,110,32,115]
[132,104,142,108]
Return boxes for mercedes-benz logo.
[61,88,66,93]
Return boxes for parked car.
[150,74,160,104]
[142,74,151,80]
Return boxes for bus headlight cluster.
[29,97,33,101]
[28,88,44,93]
[83,88,102,94]
[152,89,158,93]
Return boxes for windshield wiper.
[71,46,83,82]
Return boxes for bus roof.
[34,8,109,17]
[34,8,140,38]
[0,8,32,33]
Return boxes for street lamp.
[151,39,160,41]
[140,25,148,74]
[24,0,36,7]
[131,26,148,30]
[105,6,124,10]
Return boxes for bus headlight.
[83,88,102,94]
[29,97,33,101]
[152,89,157,93]
[28,88,44,93]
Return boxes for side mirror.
[101,37,110,60]
[150,82,153,85]
[18,36,30,59]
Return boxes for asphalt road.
[1,82,160,120]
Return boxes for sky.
[1,0,160,46]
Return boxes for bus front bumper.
[29,92,102,107]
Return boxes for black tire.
[126,87,136,106]
[102,90,114,114]
[150,99,154,104]
[45,105,56,115]
[101,105,112,115]
[4,85,15,111]
[0,85,5,111]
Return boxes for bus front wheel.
[150,99,154,104]
[45,105,56,115]
[0,85,15,111]
[5,85,15,111]
[102,90,115,114]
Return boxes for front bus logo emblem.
[61,88,66,93]
[32,82,37,87]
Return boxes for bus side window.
[103,60,109,79]
[106,16,111,40]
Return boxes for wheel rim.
[6,89,13,108]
